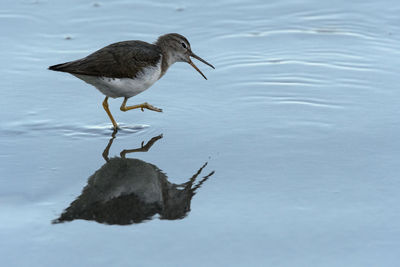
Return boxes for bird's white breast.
[74,59,162,98]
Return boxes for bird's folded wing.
[49,41,162,79]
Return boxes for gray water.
[1,0,400,266]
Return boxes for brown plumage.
[49,41,162,79]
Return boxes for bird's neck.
[155,41,178,78]
[159,49,179,78]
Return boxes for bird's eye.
[181,42,187,49]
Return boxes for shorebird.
[49,33,214,129]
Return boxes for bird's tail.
[48,62,68,71]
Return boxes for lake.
[1,0,400,266]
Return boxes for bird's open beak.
[189,52,215,80]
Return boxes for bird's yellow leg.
[102,97,118,129]
[120,97,163,112]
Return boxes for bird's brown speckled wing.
[49,41,162,78]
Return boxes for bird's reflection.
[53,132,214,225]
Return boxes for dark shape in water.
[53,133,214,225]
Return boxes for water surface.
[1,0,400,266]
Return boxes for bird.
[49,33,215,130]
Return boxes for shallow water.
[1,0,400,266]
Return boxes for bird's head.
[156,33,215,79]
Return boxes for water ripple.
[0,120,149,138]
[216,27,376,41]
[273,97,344,109]
[0,12,44,23]
[235,94,344,110]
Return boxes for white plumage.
[74,59,162,98]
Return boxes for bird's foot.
[140,102,163,112]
